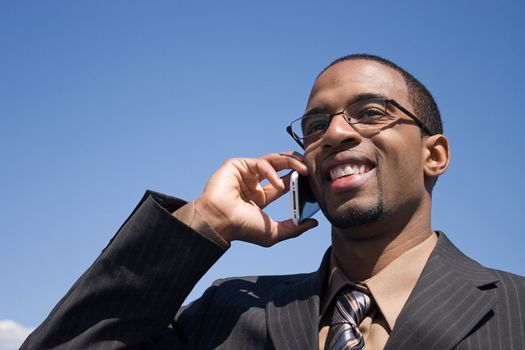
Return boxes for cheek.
[303,151,316,177]
[303,145,320,174]
[303,150,324,198]
[374,135,426,196]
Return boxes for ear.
[423,134,450,179]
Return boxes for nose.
[320,114,362,149]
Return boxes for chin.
[322,201,384,229]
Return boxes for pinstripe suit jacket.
[22,192,525,349]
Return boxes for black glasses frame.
[286,98,434,149]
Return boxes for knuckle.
[265,152,285,160]
[279,150,302,159]
[263,240,275,248]
[225,157,239,165]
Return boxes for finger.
[261,152,309,176]
[260,183,286,205]
[259,170,294,205]
[268,218,318,246]
[280,171,293,192]
[251,159,286,191]
[278,150,304,161]
[242,208,317,247]
[231,158,284,192]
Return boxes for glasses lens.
[290,114,329,140]
[301,114,329,139]
[345,99,388,125]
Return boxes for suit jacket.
[22,192,525,349]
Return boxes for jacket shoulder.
[211,272,316,302]
[490,268,525,294]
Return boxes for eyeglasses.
[286,98,433,149]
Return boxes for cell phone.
[290,170,320,225]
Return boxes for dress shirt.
[318,232,438,350]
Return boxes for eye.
[302,115,328,137]
[355,107,386,123]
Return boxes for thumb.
[269,218,318,246]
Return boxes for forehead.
[307,59,410,111]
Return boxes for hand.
[193,152,318,247]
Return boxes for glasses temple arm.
[286,125,305,149]
[388,99,433,136]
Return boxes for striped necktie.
[326,287,373,350]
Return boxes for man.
[22,54,525,349]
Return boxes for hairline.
[316,54,443,136]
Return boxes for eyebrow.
[303,92,389,116]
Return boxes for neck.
[331,206,433,282]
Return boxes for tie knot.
[331,287,372,327]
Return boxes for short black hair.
[320,54,443,135]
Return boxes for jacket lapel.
[265,249,330,350]
[385,233,498,350]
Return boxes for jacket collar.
[265,248,330,350]
[384,232,498,350]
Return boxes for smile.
[329,163,373,181]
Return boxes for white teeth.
[330,163,370,180]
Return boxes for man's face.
[303,60,428,235]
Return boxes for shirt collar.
[320,232,438,331]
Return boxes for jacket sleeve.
[21,191,228,349]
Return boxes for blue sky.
[1,0,524,340]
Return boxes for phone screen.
[291,171,320,225]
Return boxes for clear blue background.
[1,0,524,329]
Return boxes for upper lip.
[321,151,376,181]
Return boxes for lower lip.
[328,169,375,193]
